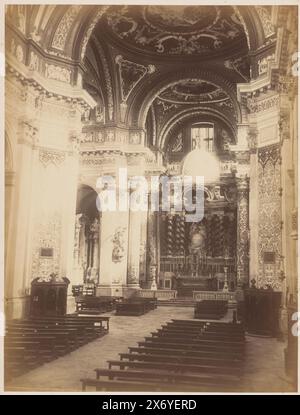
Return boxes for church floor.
[5,307,296,393]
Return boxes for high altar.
[157,122,242,296]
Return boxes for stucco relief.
[10,39,24,63]
[255,6,275,38]
[52,6,82,50]
[116,55,156,102]
[29,52,39,72]
[45,64,71,84]
[39,149,66,166]
[112,227,126,263]
[247,95,279,114]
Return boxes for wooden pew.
[80,319,245,393]
[171,319,244,332]
[115,298,156,316]
[6,334,70,355]
[30,315,110,332]
[6,322,97,344]
[151,330,243,342]
[135,342,244,359]
[119,351,243,368]
[94,368,239,387]
[75,296,116,314]
[155,328,244,342]
[5,315,110,380]
[106,359,242,376]
[144,336,245,351]
[81,378,238,392]
[127,346,243,362]
[81,368,240,392]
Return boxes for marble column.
[236,176,250,288]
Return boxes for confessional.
[244,288,282,336]
[30,274,70,317]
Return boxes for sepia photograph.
[1,1,299,395]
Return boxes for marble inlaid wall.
[257,144,282,290]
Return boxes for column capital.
[236,175,250,192]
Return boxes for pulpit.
[244,289,282,336]
[30,273,70,317]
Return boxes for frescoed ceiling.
[102,5,248,59]
[158,80,233,105]
[5,4,279,150]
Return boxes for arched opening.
[159,118,238,294]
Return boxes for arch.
[76,184,99,219]
[234,6,266,51]
[128,68,242,130]
[160,107,237,151]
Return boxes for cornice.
[6,58,97,110]
[237,27,284,99]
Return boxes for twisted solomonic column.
[236,176,250,288]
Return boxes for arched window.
[191,123,214,152]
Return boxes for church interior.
[4,4,298,392]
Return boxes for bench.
[115,298,156,316]
[80,318,245,393]
[80,378,238,392]
[93,367,240,387]
[5,314,110,380]
[119,352,243,368]
[145,336,245,351]
[106,359,242,376]
[75,296,116,314]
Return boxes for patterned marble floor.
[5,307,296,393]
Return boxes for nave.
[4,4,298,394]
[5,307,294,393]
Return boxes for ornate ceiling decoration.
[103,5,248,57]
[52,6,82,51]
[152,79,236,135]
[158,79,234,106]
[115,55,156,102]
[255,6,275,38]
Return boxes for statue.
[112,227,126,263]
[90,218,100,238]
[150,265,157,290]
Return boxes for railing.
[193,291,236,302]
[138,289,177,300]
